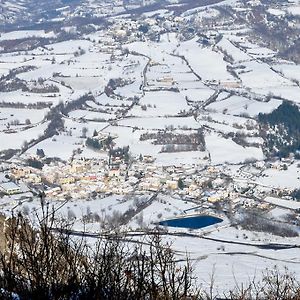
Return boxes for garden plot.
[287,4,300,16]
[103,126,162,157]
[44,40,93,55]
[239,61,291,89]
[206,112,257,128]
[272,63,300,83]
[0,67,10,77]
[0,54,37,64]
[17,62,65,81]
[256,163,300,190]
[142,9,171,17]
[69,109,115,121]
[0,30,56,41]
[0,107,48,128]
[102,125,206,164]
[216,38,251,63]
[178,38,236,82]
[180,88,215,103]
[146,52,208,93]
[259,85,300,103]
[0,82,73,106]
[128,91,190,117]
[205,132,264,164]
[264,197,300,211]
[233,40,276,59]
[207,95,282,117]
[114,80,143,99]
[215,91,231,101]
[0,121,49,151]
[27,138,107,161]
[198,119,242,135]
[267,8,286,16]
[63,118,109,139]
[246,47,276,59]
[25,118,109,160]
[155,150,208,166]
[23,52,74,67]
[238,60,299,99]
[147,64,173,88]
[94,93,131,107]
[84,101,125,116]
[56,76,105,91]
[26,135,85,161]
[117,116,201,130]
[83,31,115,44]
[126,39,178,63]
[192,7,220,20]
[169,71,197,83]
[26,118,108,160]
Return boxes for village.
[1,0,300,292]
[1,145,299,218]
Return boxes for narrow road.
[50,226,300,252]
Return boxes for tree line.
[258,101,300,157]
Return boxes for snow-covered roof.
[0,182,20,191]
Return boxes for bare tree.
[0,208,200,300]
[81,127,88,138]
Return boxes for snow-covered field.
[0,30,56,41]
[2,0,300,293]
[205,133,264,164]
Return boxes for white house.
[0,182,21,195]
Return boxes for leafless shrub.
[0,207,200,300]
[226,267,300,300]
[240,210,298,237]
[1,206,300,299]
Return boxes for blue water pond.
[159,215,223,229]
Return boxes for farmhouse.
[11,167,31,179]
[59,177,76,185]
[220,80,242,89]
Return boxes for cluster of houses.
[0,152,293,216]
